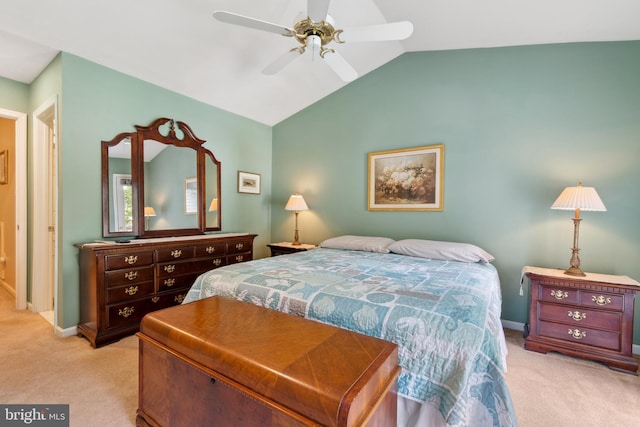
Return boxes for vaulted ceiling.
[1,1,639,125]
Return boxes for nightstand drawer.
[539,285,578,304]
[538,320,621,351]
[538,302,621,331]
[581,291,623,311]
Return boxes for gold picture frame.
[0,150,7,185]
[368,144,444,211]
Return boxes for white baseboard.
[55,325,78,338]
[501,319,640,356]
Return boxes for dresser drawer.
[107,281,155,304]
[537,320,621,352]
[158,258,225,278]
[158,273,202,292]
[105,266,154,287]
[227,253,251,264]
[106,298,149,329]
[227,239,252,255]
[106,290,189,329]
[195,243,226,257]
[156,246,195,262]
[538,302,622,331]
[105,251,153,270]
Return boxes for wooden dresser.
[137,296,400,426]
[77,233,256,348]
[524,266,639,374]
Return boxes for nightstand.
[267,242,316,257]
[523,266,639,374]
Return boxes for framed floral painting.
[368,144,444,211]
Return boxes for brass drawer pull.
[568,328,586,340]
[164,278,175,287]
[568,310,586,321]
[235,243,244,250]
[164,265,176,273]
[206,246,216,254]
[174,294,185,304]
[124,286,138,296]
[592,295,611,306]
[125,271,138,281]
[235,255,244,262]
[118,307,134,318]
[151,296,160,303]
[124,255,138,265]
[171,249,182,258]
[213,259,222,267]
[551,290,569,300]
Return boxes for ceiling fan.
[213,0,413,82]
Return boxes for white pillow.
[319,235,395,253]
[388,239,495,263]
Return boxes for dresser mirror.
[102,118,221,238]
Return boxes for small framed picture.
[238,171,261,194]
[0,150,7,185]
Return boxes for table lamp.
[284,193,308,245]
[550,182,606,276]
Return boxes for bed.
[183,236,517,427]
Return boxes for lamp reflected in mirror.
[144,206,156,231]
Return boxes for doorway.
[31,97,58,327]
[0,108,27,310]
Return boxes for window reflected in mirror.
[112,174,133,232]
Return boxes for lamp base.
[564,266,586,277]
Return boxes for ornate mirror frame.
[102,118,221,238]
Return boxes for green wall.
[0,77,29,112]
[272,41,640,344]
[31,53,272,328]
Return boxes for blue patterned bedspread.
[183,248,516,426]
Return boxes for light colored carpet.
[0,286,638,426]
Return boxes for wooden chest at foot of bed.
[136,296,401,427]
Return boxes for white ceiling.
[1,0,639,126]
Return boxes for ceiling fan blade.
[308,0,330,22]
[263,48,304,75]
[338,21,414,43]
[322,50,358,82]
[213,11,294,37]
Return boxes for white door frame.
[0,108,27,310]
[31,96,58,325]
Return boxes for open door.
[31,97,58,326]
